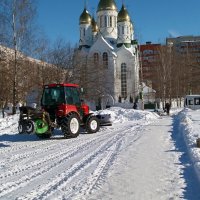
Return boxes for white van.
[184,95,200,110]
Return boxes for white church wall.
[80,24,92,47]
[115,46,138,101]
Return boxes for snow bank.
[0,114,19,135]
[95,107,159,124]
[177,108,200,181]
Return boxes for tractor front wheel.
[85,115,100,134]
[61,113,80,138]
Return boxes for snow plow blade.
[96,114,112,126]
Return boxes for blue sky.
[37,0,200,45]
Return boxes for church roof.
[79,8,92,24]
[97,0,117,12]
[89,35,117,57]
[118,4,131,22]
[116,44,135,57]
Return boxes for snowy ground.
[0,107,200,200]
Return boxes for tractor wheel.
[25,120,35,134]
[18,122,24,134]
[85,115,100,134]
[61,113,80,138]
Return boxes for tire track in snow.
[0,126,125,180]
[65,125,144,200]
[65,140,123,200]
[0,134,87,169]
[18,125,142,200]
[0,125,114,156]
[0,138,58,156]
[0,126,125,198]
[0,132,108,183]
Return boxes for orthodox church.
[77,0,140,106]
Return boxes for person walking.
[165,102,171,115]
[133,101,138,109]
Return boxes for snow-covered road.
[91,116,186,200]
[0,108,200,200]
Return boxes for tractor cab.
[41,83,89,120]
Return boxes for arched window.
[103,52,108,68]
[122,26,124,34]
[94,53,99,64]
[121,63,127,98]
[104,16,107,27]
[110,16,112,27]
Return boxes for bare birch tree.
[0,0,36,113]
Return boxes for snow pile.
[177,108,200,181]
[0,114,19,135]
[96,107,159,124]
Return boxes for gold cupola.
[97,0,117,12]
[79,8,92,24]
[91,17,98,32]
[117,4,130,22]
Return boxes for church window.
[118,27,120,35]
[83,28,85,36]
[104,16,107,27]
[94,53,99,64]
[110,16,112,27]
[121,63,127,98]
[122,26,124,35]
[103,52,108,68]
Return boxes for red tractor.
[18,83,111,138]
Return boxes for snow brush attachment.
[34,119,49,135]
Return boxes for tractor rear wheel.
[61,113,80,138]
[85,115,100,134]
[18,121,24,134]
[25,120,35,134]
[18,120,35,134]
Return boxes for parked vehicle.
[184,95,200,110]
[18,83,111,138]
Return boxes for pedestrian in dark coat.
[133,102,137,109]
[165,102,171,115]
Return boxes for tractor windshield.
[41,86,65,106]
[64,86,81,106]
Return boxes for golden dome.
[91,17,98,32]
[97,0,117,12]
[118,5,130,22]
[79,8,92,24]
